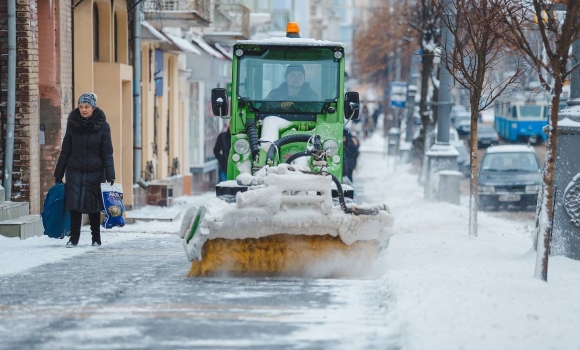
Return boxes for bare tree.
[353,0,445,177]
[436,0,524,237]
[502,0,580,281]
[353,4,414,85]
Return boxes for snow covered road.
[0,235,397,350]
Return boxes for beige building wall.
[139,43,188,182]
[73,0,133,206]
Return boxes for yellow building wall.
[178,78,189,175]
[168,56,181,175]
[139,44,188,182]
[94,63,134,206]
[73,1,95,99]
[141,43,156,180]
[157,53,168,180]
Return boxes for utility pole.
[133,0,143,183]
[424,0,458,201]
[3,0,16,201]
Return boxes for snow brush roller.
[181,165,394,277]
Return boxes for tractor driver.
[265,64,320,110]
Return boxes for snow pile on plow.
[181,165,394,277]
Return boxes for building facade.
[1,0,236,215]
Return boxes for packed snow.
[2,133,580,349]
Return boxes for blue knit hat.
[78,93,97,108]
[285,64,305,77]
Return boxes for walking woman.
[54,93,115,247]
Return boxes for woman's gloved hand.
[107,179,115,186]
[55,178,63,184]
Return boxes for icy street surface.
[0,235,397,350]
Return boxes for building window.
[93,4,99,61]
[114,13,118,63]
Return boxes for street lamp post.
[424,0,459,201]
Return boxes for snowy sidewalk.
[357,133,580,350]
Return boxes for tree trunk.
[419,52,434,130]
[468,102,479,237]
[534,81,563,281]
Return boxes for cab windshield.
[481,152,540,172]
[237,47,340,114]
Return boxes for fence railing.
[213,3,250,39]
[142,0,211,27]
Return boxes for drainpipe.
[133,1,142,183]
[71,0,75,109]
[3,0,16,201]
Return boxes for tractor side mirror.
[211,88,229,119]
[344,91,360,121]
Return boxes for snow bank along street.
[1,133,580,349]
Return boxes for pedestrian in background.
[361,105,374,139]
[371,104,382,131]
[54,93,115,248]
[213,123,231,182]
[343,129,360,182]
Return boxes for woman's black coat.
[54,108,115,214]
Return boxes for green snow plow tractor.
[182,23,394,277]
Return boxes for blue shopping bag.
[41,183,71,238]
[100,183,126,229]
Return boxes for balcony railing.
[212,3,250,39]
[143,0,211,28]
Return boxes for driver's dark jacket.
[265,82,319,101]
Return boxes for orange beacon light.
[286,22,300,38]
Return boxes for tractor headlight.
[525,184,540,193]
[479,185,495,193]
[233,139,250,154]
[235,48,244,57]
[334,51,343,59]
[323,140,340,156]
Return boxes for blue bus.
[494,95,549,144]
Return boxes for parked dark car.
[478,145,541,211]
[474,124,499,148]
[453,111,471,135]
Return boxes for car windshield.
[455,112,471,122]
[452,106,468,114]
[237,47,339,114]
[478,125,496,136]
[481,152,539,172]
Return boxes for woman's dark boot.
[89,212,101,246]
[68,210,83,247]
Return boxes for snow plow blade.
[181,167,394,278]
